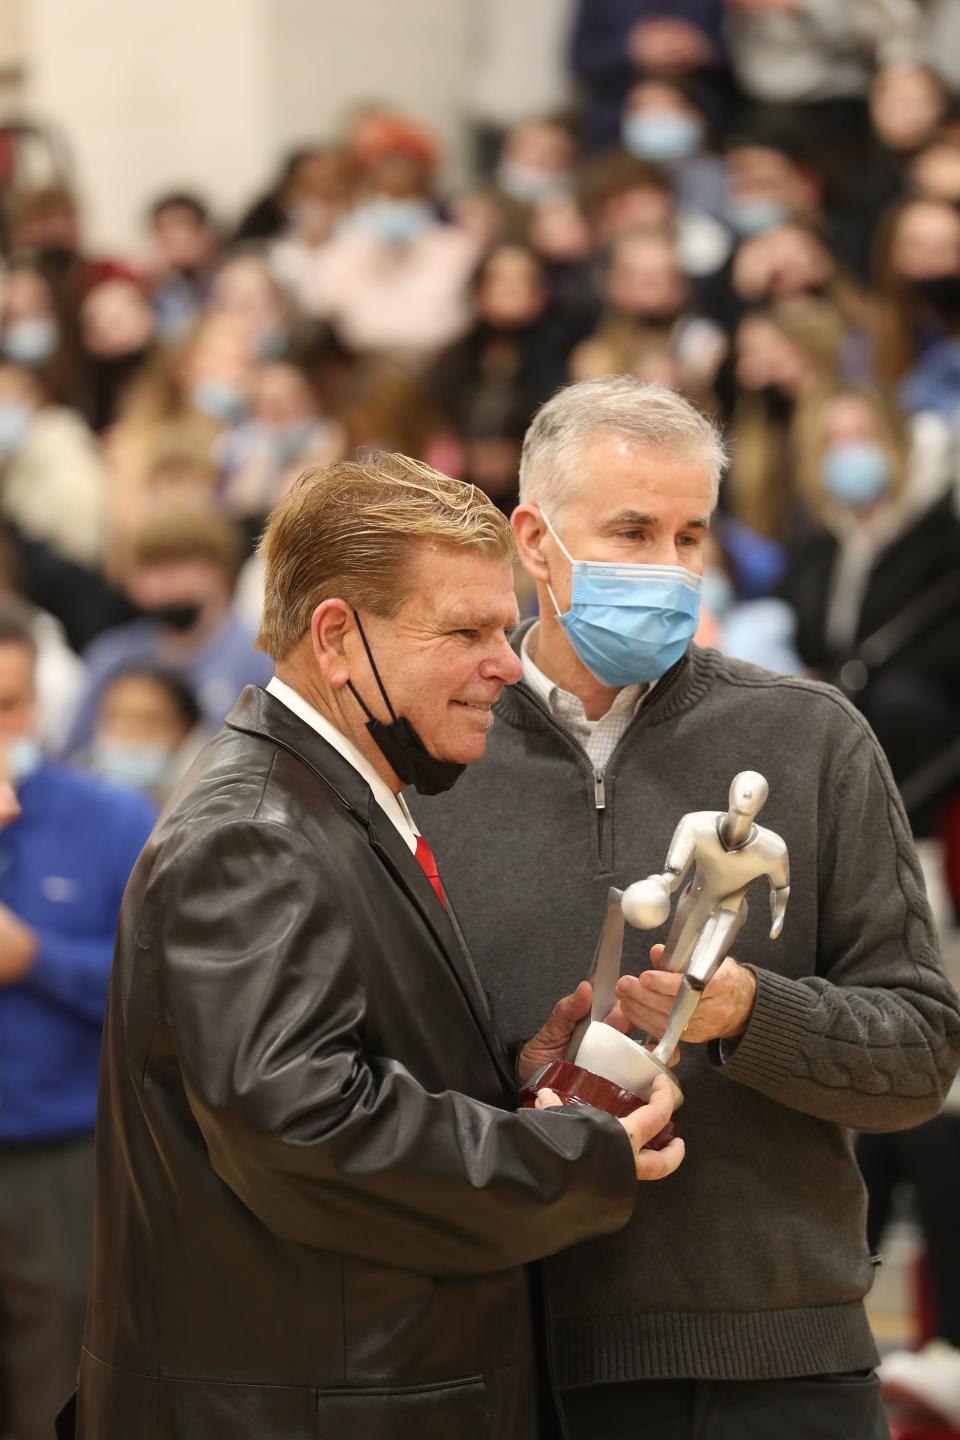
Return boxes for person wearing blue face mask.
[414,375,960,1440]
[783,387,960,856]
[85,667,204,805]
[0,599,156,1440]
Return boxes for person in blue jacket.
[0,598,156,1440]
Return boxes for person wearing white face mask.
[0,599,155,1440]
[414,375,960,1440]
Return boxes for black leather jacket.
[70,687,636,1439]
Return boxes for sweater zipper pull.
[594,771,606,809]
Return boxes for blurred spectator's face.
[368,154,432,201]
[622,81,705,165]
[606,234,687,320]
[890,201,960,279]
[0,642,35,740]
[11,202,80,256]
[871,65,943,153]
[127,558,230,624]
[0,271,59,368]
[253,363,318,426]
[97,674,193,751]
[286,152,345,207]
[502,121,574,180]
[596,184,672,243]
[822,394,880,447]
[183,318,255,420]
[529,194,593,262]
[0,363,41,422]
[727,146,809,234]
[627,16,715,72]
[2,269,55,326]
[735,315,812,395]
[208,259,287,357]
[81,279,156,358]
[911,142,960,204]
[152,203,218,273]
[733,225,833,302]
[477,246,547,328]
[448,190,507,251]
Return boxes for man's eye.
[678,533,702,547]
[454,629,479,640]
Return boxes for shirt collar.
[266,677,418,852]
[519,622,649,722]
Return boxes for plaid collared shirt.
[519,623,651,776]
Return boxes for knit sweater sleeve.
[709,712,960,1131]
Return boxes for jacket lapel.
[365,806,517,1094]
[226,687,517,1095]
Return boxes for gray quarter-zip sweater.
[413,635,960,1388]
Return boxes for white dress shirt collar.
[266,677,418,853]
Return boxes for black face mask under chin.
[347,613,466,797]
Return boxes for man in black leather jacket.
[63,453,683,1440]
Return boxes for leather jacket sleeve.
[155,818,637,1276]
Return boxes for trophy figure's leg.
[652,900,749,1065]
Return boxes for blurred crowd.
[2,1,960,1433]
[0,1,956,849]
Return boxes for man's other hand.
[518,980,632,1085]
[616,944,758,1044]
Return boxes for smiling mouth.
[452,699,495,712]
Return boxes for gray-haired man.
[414,377,960,1439]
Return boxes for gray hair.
[519,377,728,517]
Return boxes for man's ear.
[310,599,354,689]
[512,504,551,582]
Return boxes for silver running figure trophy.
[521,771,790,1121]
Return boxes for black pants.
[858,1114,960,1347]
[562,1373,889,1440]
[0,1136,94,1440]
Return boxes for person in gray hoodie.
[413,376,960,1440]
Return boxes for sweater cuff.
[707,966,817,1091]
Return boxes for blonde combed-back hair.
[255,453,514,660]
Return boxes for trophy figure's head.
[728,770,768,819]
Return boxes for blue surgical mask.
[0,400,34,457]
[542,513,702,686]
[2,317,59,366]
[496,161,571,205]
[7,736,42,785]
[347,198,434,247]
[191,377,248,424]
[622,112,704,165]
[92,741,171,791]
[822,441,892,508]
[729,196,789,237]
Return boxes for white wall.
[19,0,471,256]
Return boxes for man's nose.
[481,637,523,685]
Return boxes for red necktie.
[415,833,446,908]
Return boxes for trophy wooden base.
[519,1060,677,1151]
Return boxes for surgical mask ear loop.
[346,609,401,725]
[539,509,574,620]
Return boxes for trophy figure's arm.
[661,817,698,891]
[769,884,791,940]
